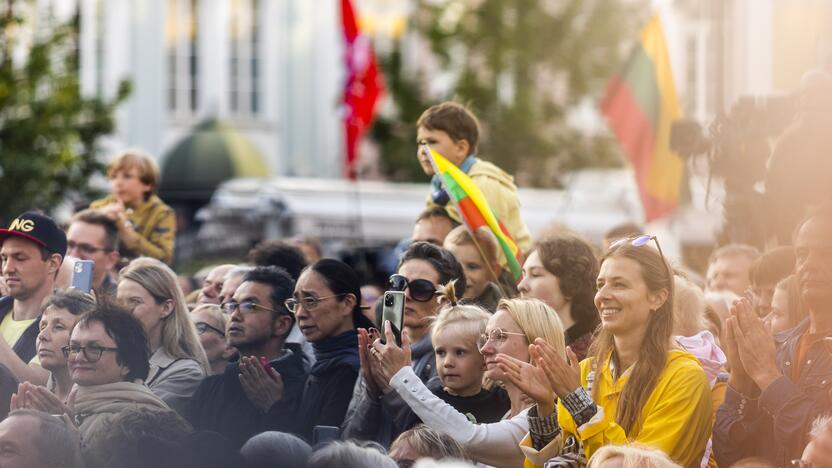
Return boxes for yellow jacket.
[91,194,176,264]
[521,349,712,468]
[427,159,532,254]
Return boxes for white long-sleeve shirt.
[390,366,529,468]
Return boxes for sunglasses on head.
[387,274,437,302]
[609,234,672,278]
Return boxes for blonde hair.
[672,275,707,337]
[497,297,566,362]
[587,444,681,468]
[107,149,160,194]
[190,303,227,332]
[120,257,209,372]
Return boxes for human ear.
[271,314,293,337]
[454,138,470,159]
[160,299,174,319]
[648,288,670,312]
[49,254,63,277]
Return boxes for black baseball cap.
[0,211,67,258]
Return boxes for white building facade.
[77,0,346,178]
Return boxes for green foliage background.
[373,0,647,187]
[0,4,128,222]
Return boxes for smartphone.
[70,260,95,294]
[381,291,405,346]
[312,425,340,446]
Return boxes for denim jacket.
[713,318,832,466]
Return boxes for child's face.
[416,127,468,175]
[434,325,485,397]
[447,243,490,300]
[109,167,151,205]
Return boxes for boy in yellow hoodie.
[416,102,532,254]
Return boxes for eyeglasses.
[67,240,112,256]
[387,274,437,302]
[477,328,527,351]
[609,234,672,278]
[221,301,280,315]
[195,321,225,337]
[284,294,346,313]
[62,344,119,362]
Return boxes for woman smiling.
[519,236,712,468]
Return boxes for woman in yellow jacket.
[505,236,712,468]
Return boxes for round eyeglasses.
[284,294,346,313]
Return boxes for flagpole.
[422,145,511,298]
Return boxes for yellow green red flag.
[424,146,523,280]
[600,14,684,221]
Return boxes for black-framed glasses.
[387,274,437,302]
[195,321,226,337]
[221,300,279,315]
[610,234,672,278]
[67,240,113,255]
[476,328,527,351]
[284,294,346,313]
[62,344,119,362]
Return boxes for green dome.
[159,119,269,203]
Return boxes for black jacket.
[184,343,308,448]
[295,364,359,441]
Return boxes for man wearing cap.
[0,211,66,385]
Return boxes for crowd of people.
[0,101,830,468]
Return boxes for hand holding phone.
[381,291,405,346]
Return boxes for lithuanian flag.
[425,146,523,281]
[600,15,683,221]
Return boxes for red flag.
[342,0,384,179]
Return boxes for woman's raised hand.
[371,321,412,384]
[532,339,582,398]
[495,353,556,416]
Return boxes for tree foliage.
[0,3,129,222]
[375,0,646,187]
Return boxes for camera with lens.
[670,71,832,247]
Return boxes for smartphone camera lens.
[384,295,394,307]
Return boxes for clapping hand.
[358,328,391,397]
[531,339,582,399]
[10,382,72,416]
[239,356,284,413]
[496,353,556,416]
[729,297,781,391]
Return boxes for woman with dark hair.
[287,258,374,439]
[64,302,169,466]
[517,234,600,360]
[342,241,466,446]
[520,237,713,467]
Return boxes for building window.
[166,0,199,115]
[229,0,260,116]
